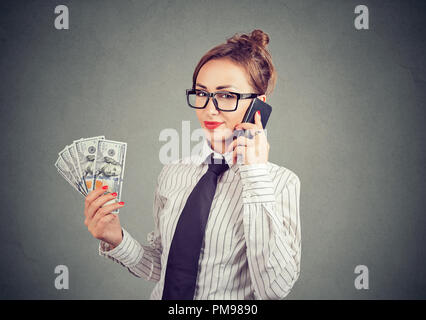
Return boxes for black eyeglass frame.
[186,88,260,112]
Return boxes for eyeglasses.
[186,89,260,112]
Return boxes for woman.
[83,29,301,300]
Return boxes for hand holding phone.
[230,97,272,164]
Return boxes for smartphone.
[241,97,272,128]
[234,98,272,140]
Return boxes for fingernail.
[118,202,125,205]
[102,185,108,190]
[257,111,260,116]
[111,192,117,197]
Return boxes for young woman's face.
[194,58,266,144]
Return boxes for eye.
[217,92,234,99]
[195,90,207,97]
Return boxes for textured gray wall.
[1,0,425,299]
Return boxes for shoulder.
[156,156,198,184]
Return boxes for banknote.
[74,136,105,192]
[93,139,127,214]
[56,136,126,214]
[68,143,88,194]
[58,146,87,196]
[55,156,86,197]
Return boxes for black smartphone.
[234,98,272,139]
[241,97,272,128]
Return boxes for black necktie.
[162,153,230,300]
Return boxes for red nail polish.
[257,111,260,116]
[111,192,117,196]
[102,185,108,189]
[118,202,125,205]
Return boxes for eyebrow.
[195,83,238,91]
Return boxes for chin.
[204,127,233,142]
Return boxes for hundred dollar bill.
[74,136,105,192]
[68,142,88,194]
[55,156,86,197]
[93,139,127,214]
[67,144,88,195]
[59,146,87,196]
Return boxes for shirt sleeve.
[239,163,301,300]
[98,165,168,283]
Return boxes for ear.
[258,94,266,102]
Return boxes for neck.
[209,136,233,154]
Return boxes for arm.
[98,165,168,282]
[239,163,301,300]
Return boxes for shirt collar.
[192,136,238,173]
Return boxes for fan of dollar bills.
[55,136,127,213]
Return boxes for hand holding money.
[55,136,127,247]
[84,185,124,248]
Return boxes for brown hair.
[192,29,277,96]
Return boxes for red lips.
[204,121,224,129]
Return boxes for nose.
[205,96,219,115]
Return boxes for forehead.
[196,58,252,91]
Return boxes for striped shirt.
[99,136,301,300]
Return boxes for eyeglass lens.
[188,90,238,111]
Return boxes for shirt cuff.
[98,227,143,267]
[239,163,275,203]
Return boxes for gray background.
[1,0,425,299]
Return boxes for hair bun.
[194,29,276,97]
[226,29,270,50]
[249,29,269,49]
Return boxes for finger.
[97,214,118,228]
[84,185,109,216]
[234,146,247,164]
[254,110,263,129]
[232,145,246,164]
[226,136,254,153]
[226,138,238,154]
[87,192,118,220]
[91,202,125,227]
[234,122,256,130]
